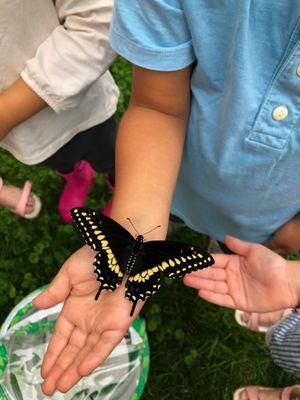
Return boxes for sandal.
[234,385,300,400]
[0,178,42,219]
[235,309,293,333]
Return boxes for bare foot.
[0,184,35,214]
[242,309,291,329]
[238,386,300,399]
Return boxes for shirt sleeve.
[21,0,116,113]
[268,311,300,377]
[109,0,196,71]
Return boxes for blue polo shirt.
[110,0,300,243]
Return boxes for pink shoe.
[58,161,95,223]
[102,197,112,216]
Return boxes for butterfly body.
[124,235,144,276]
[71,207,214,316]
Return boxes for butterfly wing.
[93,251,124,298]
[125,241,214,315]
[71,207,135,295]
[125,268,161,316]
[71,207,134,252]
[141,241,214,279]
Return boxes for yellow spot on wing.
[162,262,169,270]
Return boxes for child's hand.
[33,245,143,396]
[265,213,300,255]
[184,236,300,313]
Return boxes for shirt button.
[296,65,300,77]
[272,106,289,121]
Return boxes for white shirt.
[0,0,119,165]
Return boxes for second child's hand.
[184,236,300,313]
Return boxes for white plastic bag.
[0,287,149,400]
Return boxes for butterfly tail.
[130,300,138,317]
[95,286,103,301]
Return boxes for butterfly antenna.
[127,218,161,237]
[127,218,140,236]
[142,225,161,236]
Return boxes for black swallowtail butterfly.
[71,207,214,316]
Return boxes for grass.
[0,57,299,399]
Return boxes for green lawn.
[0,58,298,400]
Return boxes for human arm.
[33,64,192,395]
[0,78,46,140]
[184,235,300,313]
[0,0,116,141]
[265,213,300,256]
[21,0,116,113]
[110,64,192,236]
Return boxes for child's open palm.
[33,245,142,396]
[184,236,298,313]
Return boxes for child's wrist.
[286,260,300,308]
[110,207,168,241]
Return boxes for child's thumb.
[32,269,71,309]
[224,235,253,256]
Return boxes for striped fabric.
[269,310,300,393]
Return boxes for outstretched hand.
[184,236,299,313]
[33,245,142,396]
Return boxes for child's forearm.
[110,105,187,240]
[0,78,46,140]
[110,65,192,240]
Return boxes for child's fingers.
[224,235,253,256]
[189,278,228,294]
[42,326,87,396]
[79,330,123,377]
[55,333,100,393]
[41,314,74,379]
[185,277,228,294]
[185,265,227,281]
[198,289,235,309]
[32,269,71,309]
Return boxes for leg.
[39,116,117,222]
